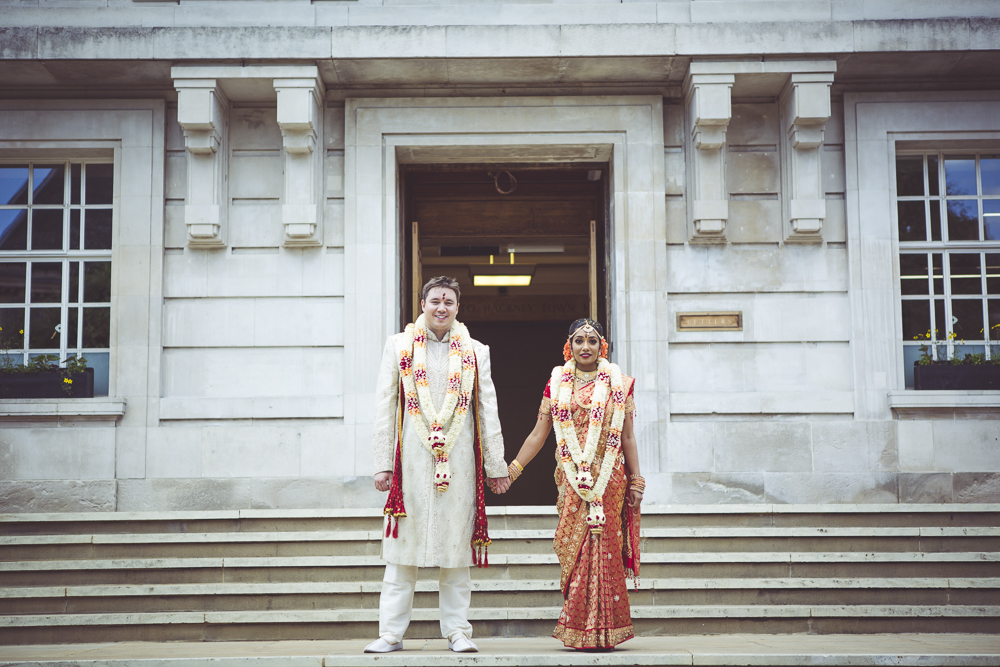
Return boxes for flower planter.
[913,363,1000,391]
[0,368,95,399]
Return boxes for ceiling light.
[473,274,532,287]
[506,244,564,254]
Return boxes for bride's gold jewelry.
[575,368,598,383]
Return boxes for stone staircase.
[1,504,998,644]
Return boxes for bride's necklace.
[575,367,599,383]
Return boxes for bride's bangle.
[508,459,524,482]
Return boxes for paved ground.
[1,635,1000,666]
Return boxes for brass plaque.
[677,312,743,332]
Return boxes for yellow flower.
[63,378,72,384]
[19,330,23,334]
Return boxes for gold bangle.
[507,462,522,482]
[512,459,524,474]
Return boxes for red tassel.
[392,518,399,538]
[385,517,391,538]
[472,547,479,566]
[483,547,488,567]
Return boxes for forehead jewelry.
[571,323,599,339]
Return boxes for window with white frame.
[896,151,1000,389]
[0,161,113,395]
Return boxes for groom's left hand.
[488,476,511,494]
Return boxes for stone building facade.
[0,1,998,512]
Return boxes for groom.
[365,276,510,654]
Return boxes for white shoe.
[364,637,402,653]
[448,636,478,652]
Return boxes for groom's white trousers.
[378,563,474,644]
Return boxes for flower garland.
[398,313,477,492]
[549,358,627,532]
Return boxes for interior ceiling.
[1,52,999,97]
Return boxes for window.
[0,161,113,395]
[896,151,1000,389]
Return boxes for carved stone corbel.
[684,73,734,242]
[781,72,834,242]
[275,77,325,247]
[175,79,229,248]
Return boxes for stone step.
[2,605,999,644]
[3,505,999,537]
[3,526,997,562]
[2,552,997,586]
[2,577,997,614]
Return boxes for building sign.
[677,312,743,332]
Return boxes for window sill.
[0,398,126,422]
[888,390,1000,419]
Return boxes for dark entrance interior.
[401,165,608,506]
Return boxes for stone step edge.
[4,551,998,571]
[3,577,999,599]
[3,606,1000,627]
[3,504,999,524]
[5,526,999,546]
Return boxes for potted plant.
[0,326,94,398]
[912,326,1000,390]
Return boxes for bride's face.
[571,333,601,370]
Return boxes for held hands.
[374,471,392,492]
[488,476,511,494]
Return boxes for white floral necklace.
[549,358,627,531]
[398,314,477,492]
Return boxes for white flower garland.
[549,358,627,531]
[398,314,477,492]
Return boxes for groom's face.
[421,287,459,336]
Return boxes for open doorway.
[401,165,609,506]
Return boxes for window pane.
[84,209,112,250]
[69,209,80,250]
[0,308,24,349]
[0,209,28,251]
[32,164,64,205]
[0,262,26,303]
[68,261,79,304]
[951,299,985,340]
[897,201,926,241]
[85,164,113,205]
[950,253,982,295]
[70,163,81,205]
[0,165,29,206]
[30,209,63,250]
[82,307,110,348]
[932,253,944,295]
[927,155,940,196]
[947,199,979,241]
[67,306,79,349]
[953,344,986,361]
[901,300,930,340]
[985,199,1000,241]
[30,262,62,303]
[933,299,945,341]
[903,345,922,389]
[895,156,924,196]
[900,254,929,295]
[85,351,109,396]
[982,155,1000,195]
[83,261,111,303]
[989,299,1000,339]
[929,200,942,240]
[28,307,60,349]
[945,156,977,195]
[987,254,1000,295]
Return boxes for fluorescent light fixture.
[473,274,532,287]
[507,244,564,254]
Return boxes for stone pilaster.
[781,72,835,242]
[275,76,325,246]
[684,73,733,242]
[175,78,229,247]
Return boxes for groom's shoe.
[364,637,402,653]
[448,635,478,652]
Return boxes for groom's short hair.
[422,276,461,303]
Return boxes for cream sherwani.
[372,328,507,568]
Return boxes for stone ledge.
[0,398,126,422]
[888,390,1000,419]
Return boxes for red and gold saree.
[540,376,640,649]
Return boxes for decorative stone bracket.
[684,73,733,243]
[275,77,325,246]
[172,65,326,249]
[781,72,835,243]
[175,78,229,247]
